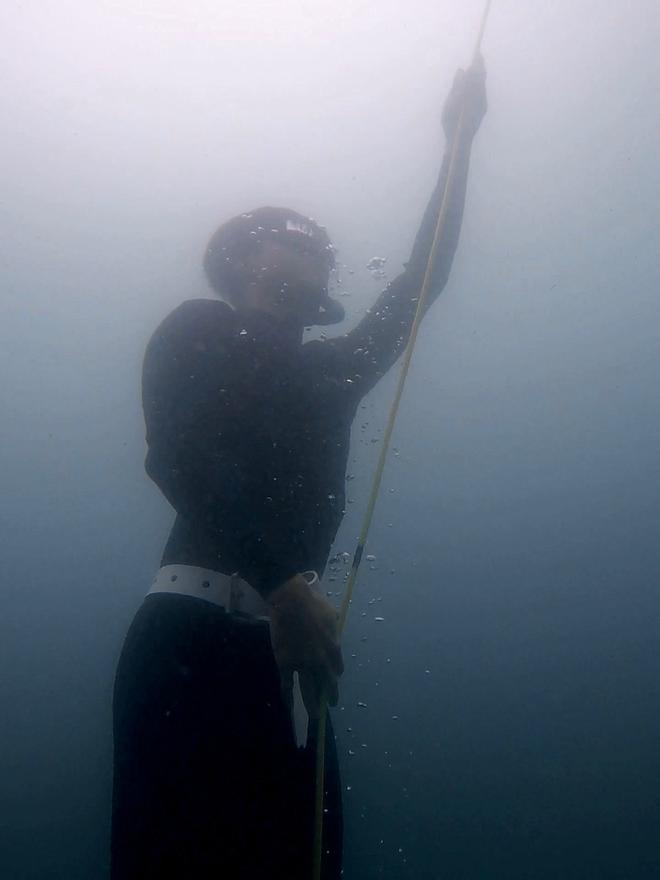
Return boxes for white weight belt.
[147,563,317,748]
[148,564,271,618]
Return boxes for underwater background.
[2,1,659,877]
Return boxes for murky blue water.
[2,1,659,877]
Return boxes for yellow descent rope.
[312,3,493,877]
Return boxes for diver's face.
[242,239,330,325]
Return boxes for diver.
[111,57,487,880]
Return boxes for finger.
[323,639,344,678]
[314,599,338,629]
[449,70,466,106]
[324,673,339,708]
[471,52,486,75]
[465,67,486,94]
[319,615,342,659]
[311,667,338,710]
[313,624,343,677]
[311,646,339,704]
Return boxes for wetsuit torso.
[143,285,412,593]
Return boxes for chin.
[276,299,319,326]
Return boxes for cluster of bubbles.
[325,550,352,592]
[329,256,388,302]
[366,255,388,280]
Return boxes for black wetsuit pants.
[111,593,342,879]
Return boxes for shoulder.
[146,298,235,357]
[143,299,238,388]
[153,298,236,344]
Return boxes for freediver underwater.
[111,41,487,879]
[2,1,659,878]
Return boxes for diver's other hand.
[442,52,487,143]
[269,573,343,719]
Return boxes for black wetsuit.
[111,149,469,879]
[144,288,422,591]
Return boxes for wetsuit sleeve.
[142,299,297,595]
[329,132,475,396]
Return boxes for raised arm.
[330,57,487,395]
